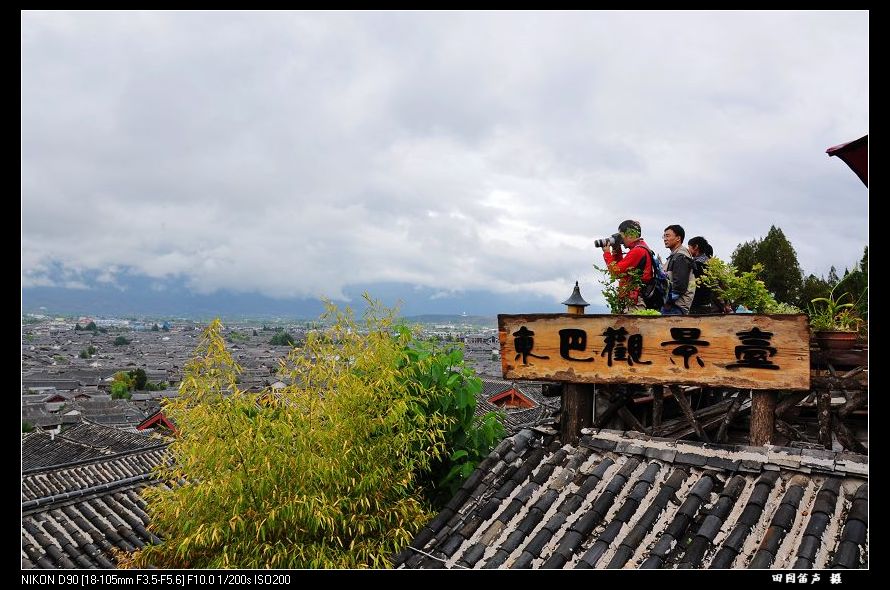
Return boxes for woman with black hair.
[687,236,724,314]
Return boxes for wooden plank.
[499,314,810,390]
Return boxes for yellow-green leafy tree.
[133,297,497,568]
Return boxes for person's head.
[618,219,642,246]
[663,224,685,250]
[687,236,713,258]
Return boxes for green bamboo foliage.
[133,299,466,568]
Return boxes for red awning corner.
[827,135,868,187]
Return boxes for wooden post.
[817,389,832,449]
[559,283,593,444]
[750,390,776,446]
[560,382,593,445]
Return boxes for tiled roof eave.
[22,473,156,514]
[22,442,170,476]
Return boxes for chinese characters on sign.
[512,326,549,364]
[727,327,780,370]
[498,315,810,390]
[600,327,651,367]
[661,327,709,369]
[515,324,762,370]
[559,329,593,362]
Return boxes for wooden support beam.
[716,391,744,443]
[775,418,803,442]
[775,391,812,419]
[841,366,866,380]
[670,386,710,443]
[810,376,867,391]
[594,387,629,429]
[817,389,832,449]
[617,406,646,434]
[751,390,776,446]
[831,417,867,454]
[838,390,867,419]
[559,383,593,445]
[652,385,664,436]
[657,396,751,439]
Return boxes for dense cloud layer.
[22,11,868,310]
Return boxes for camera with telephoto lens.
[594,233,624,248]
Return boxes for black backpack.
[634,246,670,310]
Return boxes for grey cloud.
[22,11,868,310]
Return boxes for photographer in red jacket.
[600,219,654,313]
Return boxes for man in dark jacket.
[601,219,654,313]
[661,224,695,315]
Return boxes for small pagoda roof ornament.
[561,281,589,307]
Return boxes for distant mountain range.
[23,273,604,320]
[401,314,496,326]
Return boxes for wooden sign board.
[498,314,810,390]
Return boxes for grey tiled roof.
[21,423,171,569]
[22,479,168,568]
[67,400,147,427]
[476,378,559,435]
[23,422,165,472]
[476,398,557,435]
[22,406,63,429]
[22,380,81,390]
[480,378,513,399]
[22,448,169,504]
[396,429,867,569]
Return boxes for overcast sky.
[22,11,868,312]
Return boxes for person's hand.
[601,244,611,253]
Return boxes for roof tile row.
[397,428,867,569]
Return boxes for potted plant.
[808,284,864,350]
